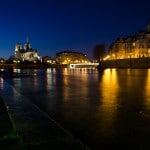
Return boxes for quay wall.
[100,58,150,69]
[2,58,150,69]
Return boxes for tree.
[93,43,106,63]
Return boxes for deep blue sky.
[0,0,150,59]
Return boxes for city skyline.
[0,0,150,59]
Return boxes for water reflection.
[61,68,70,102]
[13,68,21,73]
[3,68,150,149]
[99,69,119,137]
[144,69,150,115]
[46,68,54,90]
[145,69,150,101]
[0,77,4,89]
[60,68,90,103]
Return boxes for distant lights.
[13,60,20,63]
[103,55,110,61]
[0,60,4,63]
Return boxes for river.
[2,68,150,150]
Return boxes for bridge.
[69,63,99,68]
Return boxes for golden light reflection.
[46,68,53,90]
[144,69,150,108]
[99,69,119,136]
[62,69,70,102]
[62,68,89,102]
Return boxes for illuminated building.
[14,38,42,62]
[42,56,55,64]
[55,51,91,64]
[108,22,150,60]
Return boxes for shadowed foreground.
[0,81,89,150]
[0,98,23,150]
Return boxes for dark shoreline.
[0,64,68,69]
[2,58,150,70]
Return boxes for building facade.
[55,51,91,64]
[14,39,41,62]
[108,22,150,60]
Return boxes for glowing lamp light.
[0,60,4,63]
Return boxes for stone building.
[108,22,150,60]
[14,38,41,62]
[55,51,91,64]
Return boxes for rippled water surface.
[3,68,150,149]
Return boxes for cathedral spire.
[24,36,31,50]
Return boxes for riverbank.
[2,58,150,70]
[100,57,150,69]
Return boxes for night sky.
[0,0,150,59]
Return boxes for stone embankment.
[100,57,150,69]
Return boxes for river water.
[2,68,150,149]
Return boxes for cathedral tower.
[24,37,31,50]
[15,43,22,58]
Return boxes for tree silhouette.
[93,44,106,63]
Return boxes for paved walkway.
[0,79,90,150]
